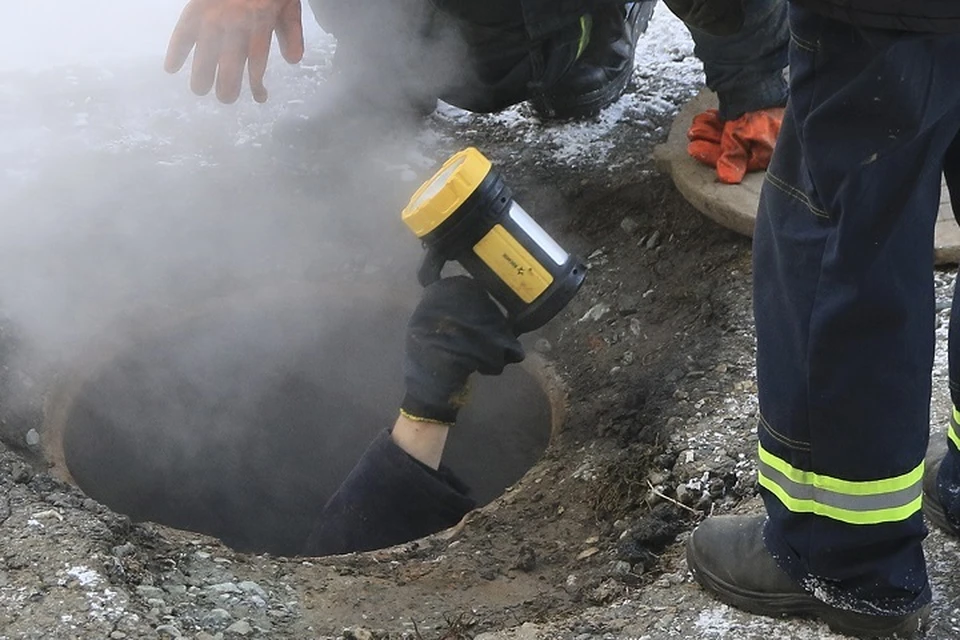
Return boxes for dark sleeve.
[302,430,477,556]
[686,0,789,119]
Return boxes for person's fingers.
[247,27,272,103]
[190,21,223,96]
[216,31,249,104]
[164,2,202,73]
[276,0,305,64]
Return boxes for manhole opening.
[54,291,556,557]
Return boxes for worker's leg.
[933,135,960,532]
[686,0,787,120]
[753,5,960,615]
[302,429,475,556]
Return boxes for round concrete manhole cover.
[655,89,960,265]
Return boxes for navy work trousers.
[754,4,960,615]
[302,431,475,556]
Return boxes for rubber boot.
[686,515,930,639]
[923,432,960,537]
[531,1,656,121]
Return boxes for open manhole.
[44,285,561,557]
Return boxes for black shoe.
[531,1,656,121]
[923,435,960,537]
[687,515,929,639]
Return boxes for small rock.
[578,303,610,323]
[237,580,268,599]
[645,231,661,250]
[11,462,32,484]
[343,628,374,640]
[209,582,242,595]
[610,560,632,576]
[112,542,136,558]
[156,625,182,638]
[621,351,635,366]
[618,294,642,315]
[512,545,537,572]
[24,429,40,447]
[196,634,219,640]
[225,620,252,636]
[109,632,127,639]
[620,217,640,234]
[629,317,643,337]
[136,585,165,600]
[202,608,233,628]
[576,547,600,560]
[534,338,552,354]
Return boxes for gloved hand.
[687,107,784,185]
[401,277,525,426]
[662,0,745,36]
[164,0,304,104]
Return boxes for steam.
[0,0,449,364]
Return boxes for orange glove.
[687,108,784,184]
[164,0,304,104]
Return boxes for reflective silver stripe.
[757,457,922,513]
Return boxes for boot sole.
[686,539,928,638]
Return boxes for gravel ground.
[2,3,960,639]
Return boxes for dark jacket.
[795,0,960,33]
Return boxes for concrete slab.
[655,89,960,265]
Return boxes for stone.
[136,585,165,600]
[202,608,233,628]
[620,216,640,234]
[618,294,642,315]
[512,545,536,572]
[645,231,661,250]
[578,303,610,323]
[156,625,182,638]
[534,338,552,354]
[225,620,253,636]
[208,582,242,595]
[24,429,40,446]
[238,580,268,599]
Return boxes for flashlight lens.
[508,203,568,266]
[411,156,467,211]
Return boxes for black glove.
[662,0,745,36]
[401,277,525,425]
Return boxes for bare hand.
[165,0,304,104]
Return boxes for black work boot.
[687,515,930,639]
[923,434,960,537]
[531,1,656,120]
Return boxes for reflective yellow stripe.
[757,474,923,526]
[576,15,592,60]
[757,443,923,525]
[950,406,960,450]
[758,444,923,495]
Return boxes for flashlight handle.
[417,248,447,287]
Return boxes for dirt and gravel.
[3,4,960,640]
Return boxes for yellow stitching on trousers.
[759,414,811,451]
[765,172,831,219]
